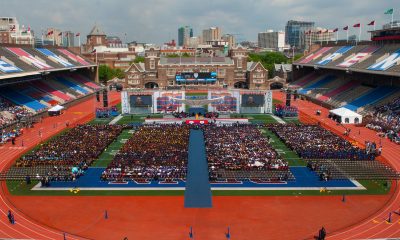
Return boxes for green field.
[116,114,163,124]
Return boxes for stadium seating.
[289,72,319,88]
[30,80,72,102]
[318,80,359,101]
[54,76,90,95]
[343,86,399,112]
[0,87,47,112]
[298,75,336,94]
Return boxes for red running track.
[0,91,398,239]
[275,91,400,239]
[0,92,120,240]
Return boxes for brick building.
[125,45,274,90]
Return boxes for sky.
[0,0,397,44]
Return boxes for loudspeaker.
[286,92,291,106]
[96,92,100,102]
[102,90,108,107]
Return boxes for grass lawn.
[87,118,114,125]
[185,92,208,96]
[260,128,306,166]
[230,114,278,124]
[92,129,134,167]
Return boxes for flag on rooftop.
[385,8,394,15]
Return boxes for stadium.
[1,7,400,240]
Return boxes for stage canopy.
[329,107,362,124]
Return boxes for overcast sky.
[0,0,397,44]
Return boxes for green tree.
[133,56,145,63]
[98,65,125,84]
[249,52,290,78]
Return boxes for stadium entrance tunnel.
[270,82,284,90]
[144,82,159,89]
[234,81,248,89]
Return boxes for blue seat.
[299,75,336,94]
[0,88,47,111]
[55,76,89,94]
[343,86,399,111]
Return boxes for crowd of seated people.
[203,124,288,180]
[1,128,24,144]
[102,124,189,181]
[274,104,298,118]
[0,97,32,128]
[307,161,332,181]
[268,124,375,160]
[365,97,400,144]
[17,125,125,173]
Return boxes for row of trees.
[98,65,125,83]
[248,52,303,78]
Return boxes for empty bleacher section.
[293,43,400,114]
[307,159,400,180]
[0,45,97,129]
[343,86,399,112]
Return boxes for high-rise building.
[258,30,285,51]
[202,27,221,43]
[222,34,236,48]
[178,26,193,47]
[285,20,314,49]
[63,31,75,47]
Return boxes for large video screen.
[176,72,217,82]
[241,94,264,107]
[130,95,152,108]
[157,93,182,112]
[211,93,237,112]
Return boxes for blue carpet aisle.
[184,129,213,208]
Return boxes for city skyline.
[0,0,397,44]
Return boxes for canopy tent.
[329,107,362,124]
[48,105,64,116]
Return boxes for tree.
[133,56,145,63]
[98,64,125,84]
[249,52,290,78]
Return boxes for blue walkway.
[184,129,213,208]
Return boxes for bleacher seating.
[54,76,90,94]
[318,80,359,101]
[343,86,399,112]
[0,87,47,112]
[30,80,72,102]
[298,75,336,94]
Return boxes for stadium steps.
[45,77,82,98]
[306,46,342,65]
[352,44,400,70]
[289,72,319,88]
[21,47,60,69]
[54,76,89,95]
[61,75,94,93]
[324,45,367,67]
[0,47,37,72]
[70,74,100,90]
[359,91,400,115]
[327,85,372,108]
[298,75,336,95]
[343,86,399,112]
[307,77,343,99]
[14,85,56,106]
[30,80,72,102]
[318,80,359,102]
[0,87,47,112]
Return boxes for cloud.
[0,0,397,43]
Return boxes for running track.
[0,92,120,240]
[275,91,400,239]
[0,91,398,239]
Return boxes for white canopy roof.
[48,105,64,112]
[329,107,362,118]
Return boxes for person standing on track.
[7,210,14,224]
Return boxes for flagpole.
[336,31,338,43]
[359,24,362,44]
[346,29,348,43]
[391,11,394,28]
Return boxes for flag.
[58,32,62,36]
[333,28,339,32]
[324,29,329,33]
[385,8,394,15]
[27,26,31,32]
[91,48,97,53]
[317,30,322,34]
[76,33,80,37]
[47,30,53,36]
[368,20,375,26]
[343,26,348,30]
[353,23,361,28]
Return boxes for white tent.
[48,105,64,116]
[329,107,362,124]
